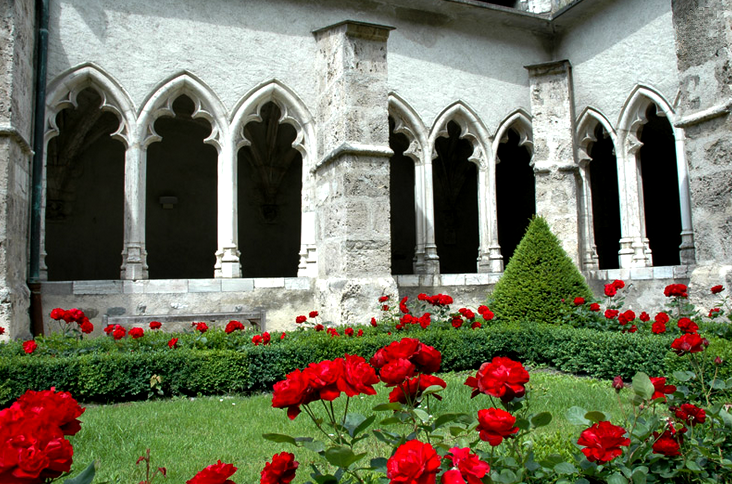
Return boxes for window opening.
[389,116,416,275]
[589,124,621,269]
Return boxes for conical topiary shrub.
[489,216,593,323]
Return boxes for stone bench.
[103,310,265,331]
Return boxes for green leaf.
[379,416,402,426]
[373,403,402,412]
[353,414,376,438]
[631,467,648,484]
[516,418,530,431]
[413,409,430,423]
[566,406,590,426]
[344,413,367,438]
[369,457,388,473]
[672,370,695,382]
[531,412,552,428]
[686,460,702,472]
[263,433,297,445]
[303,440,326,454]
[584,411,607,424]
[493,469,518,484]
[434,413,462,428]
[710,379,727,390]
[720,409,732,428]
[324,446,365,469]
[553,462,578,475]
[607,472,629,484]
[575,480,591,484]
[422,384,445,395]
[632,372,654,400]
[64,462,96,484]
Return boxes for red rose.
[400,296,410,314]
[709,308,721,318]
[655,312,670,324]
[113,325,126,340]
[187,460,237,484]
[295,315,307,324]
[380,358,416,387]
[252,334,262,346]
[589,303,601,312]
[339,354,379,397]
[442,447,490,484]
[128,327,144,339]
[471,321,482,329]
[605,309,618,319]
[262,332,271,345]
[604,284,617,297]
[674,403,706,425]
[261,452,297,484]
[370,318,378,327]
[465,356,529,402]
[671,333,709,355]
[79,319,94,334]
[451,317,463,329]
[652,430,681,457]
[664,284,688,298]
[326,327,339,337]
[639,311,650,322]
[168,337,179,349]
[314,324,324,331]
[23,340,37,354]
[677,317,698,334]
[577,421,630,463]
[103,324,115,335]
[193,322,208,333]
[304,359,343,401]
[480,307,494,320]
[476,408,518,446]
[613,279,625,289]
[387,440,441,484]
[357,329,364,337]
[149,321,162,330]
[618,310,635,326]
[388,374,447,404]
[308,311,319,318]
[458,308,475,320]
[225,320,245,333]
[272,369,312,420]
[649,377,676,401]
[625,324,638,333]
[412,343,442,374]
[382,305,390,312]
[344,327,354,337]
[16,388,85,436]
[0,326,4,335]
[612,376,624,392]
[652,322,667,334]
[50,308,65,320]
[379,296,390,303]
[281,332,286,340]
[573,297,585,306]
[711,285,724,294]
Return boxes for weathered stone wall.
[0,0,34,340]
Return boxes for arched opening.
[146,95,218,279]
[639,104,682,266]
[237,102,302,277]
[433,121,479,274]
[389,116,416,275]
[45,87,125,281]
[496,128,535,264]
[589,124,621,269]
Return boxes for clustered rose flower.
[604,284,617,297]
[129,327,144,339]
[673,403,706,426]
[371,338,442,387]
[260,452,297,484]
[671,333,709,355]
[252,332,272,346]
[664,284,688,298]
[573,297,585,306]
[295,315,307,324]
[477,305,494,320]
[23,340,37,354]
[465,356,529,403]
[225,320,245,333]
[476,407,518,446]
[389,374,447,404]
[149,321,162,330]
[379,295,390,303]
[618,310,635,326]
[652,321,667,334]
[649,377,676,401]
[589,303,601,312]
[655,312,670,324]
[0,388,84,483]
[652,428,682,457]
[387,440,441,484]
[711,285,724,294]
[441,447,490,484]
[272,354,379,419]
[50,307,94,335]
[397,313,432,330]
[605,309,619,320]
[709,308,721,318]
[400,297,410,314]
[417,293,453,306]
[168,337,179,349]
[577,420,630,464]
[639,311,650,322]
[192,322,209,333]
[187,460,237,484]
[308,311,319,318]
[677,317,699,334]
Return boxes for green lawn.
[70,370,626,484]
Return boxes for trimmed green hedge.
[1,324,729,406]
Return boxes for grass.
[70,370,626,484]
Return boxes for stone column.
[0,0,34,339]
[672,0,732,302]
[525,60,582,267]
[214,136,241,278]
[312,20,397,325]
[121,143,148,280]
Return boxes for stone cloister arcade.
[42,64,693,286]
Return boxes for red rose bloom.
[149,321,162,330]
[589,303,601,312]
[339,354,379,397]
[16,388,85,436]
[295,315,307,324]
[617,310,635,326]
[652,322,667,334]
[79,319,94,334]
[379,295,390,303]
[400,297,410,314]
[476,408,518,446]
[677,317,699,334]
[272,369,313,420]
[465,356,529,402]
[304,359,343,401]
[671,333,709,355]
[639,311,650,322]
[357,329,364,337]
[652,430,681,457]
[103,324,114,334]
[252,334,263,346]
[605,309,619,319]
[0,326,4,335]
[113,325,126,340]
[187,460,237,484]
[371,317,378,327]
[308,311,319,318]
[711,285,724,294]
[442,448,490,484]
[262,332,271,345]
[387,440,441,484]
[577,421,630,464]
[388,374,447,404]
[380,358,416,387]
[664,284,688,298]
[193,322,208,333]
[612,376,624,392]
[23,340,37,354]
[573,297,585,306]
[382,305,390,312]
[451,317,463,329]
[168,337,179,349]
[314,324,324,331]
[709,308,721,318]
[604,284,617,297]
[261,452,298,484]
[225,320,245,333]
[128,327,144,339]
[344,327,354,337]
[50,308,65,320]
[626,324,638,333]
[655,312,670,324]
[674,403,706,425]
[471,321,482,329]
[649,377,676,401]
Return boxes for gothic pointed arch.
[576,107,621,270]
[138,71,229,151]
[45,63,135,147]
[492,109,535,265]
[616,85,694,267]
[429,101,491,169]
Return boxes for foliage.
[489,216,593,323]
